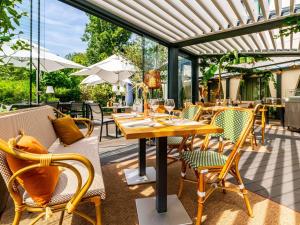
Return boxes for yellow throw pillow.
[50,116,84,145]
[6,134,60,206]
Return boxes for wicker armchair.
[0,107,104,225]
[178,108,254,225]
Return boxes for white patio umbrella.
[72,54,135,84]
[80,74,104,85]
[0,38,85,72]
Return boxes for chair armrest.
[7,149,94,214]
[73,118,94,137]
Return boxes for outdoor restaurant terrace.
[0,0,300,225]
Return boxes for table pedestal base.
[136,195,192,225]
[124,167,156,185]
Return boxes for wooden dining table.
[113,113,223,225]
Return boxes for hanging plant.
[277,15,300,37]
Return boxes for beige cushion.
[23,135,105,206]
[0,106,57,148]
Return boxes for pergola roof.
[64,0,300,56]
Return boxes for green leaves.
[0,0,28,62]
[277,16,300,37]
[82,15,131,65]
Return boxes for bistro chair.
[167,105,202,162]
[70,102,84,118]
[178,108,254,225]
[86,103,116,142]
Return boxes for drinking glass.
[132,98,142,115]
[164,99,175,120]
[149,99,159,115]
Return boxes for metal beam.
[201,51,300,57]
[191,56,199,104]
[175,13,300,47]
[168,47,179,108]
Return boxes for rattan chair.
[167,105,203,161]
[178,108,254,225]
[0,110,103,225]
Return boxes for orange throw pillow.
[50,116,84,145]
[6,135,60,206]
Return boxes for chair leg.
[99,124,103,142]
[221,179,226,194]
[235,166,253,218]
[106,123,109,136]
[115,124,118,138]
[91,197,102,225]
[178,160,187,198]
[196,172,206,225]
[59,210,65,225]
[12,210,22,225]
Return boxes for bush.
[54,87,81,102]
[91,83,113,106]
[0,80,35,104]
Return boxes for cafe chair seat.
[181,150,227,169]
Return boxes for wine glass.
[164,99,175,120]
[132,98,142,116]
[149,99,159,115]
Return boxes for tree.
[0,0,28,63]
[82,16,131,64]
[65,52,89,66]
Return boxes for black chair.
[70,102,84,118]
[86,103,117,142]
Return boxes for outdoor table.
[103,105,132,113]
[263,104,285,127]
[113,113,223,225]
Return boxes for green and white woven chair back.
[211,109,252,143]
[181,105,200,120]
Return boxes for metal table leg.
[123,138,156,185]
[135,136,192,225]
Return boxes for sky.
[18,0,88,57]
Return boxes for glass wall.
[240,76,270,101]
[178,56,192,108]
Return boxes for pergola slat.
[62,0,300,56]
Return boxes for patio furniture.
[70,102,84,118]
[248,104,263,149]
[167,105,203,162]
[178,108,254,225]
[86,103,117,141]
[0,106,105,225]
[285,96,300,130]
[113,114,223,224]
[58,101,72,114]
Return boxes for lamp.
[46,86,54,94]
[144,69,161,89]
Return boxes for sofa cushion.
[50,116,84,145]
[7,135,60,206]
[23,135,105,206]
